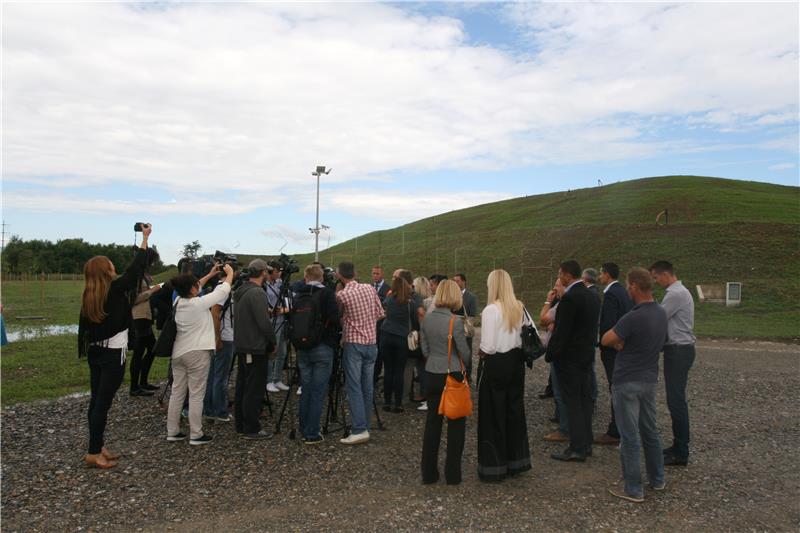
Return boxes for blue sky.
[2,2,798,264]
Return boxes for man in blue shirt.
[602,267,666,503]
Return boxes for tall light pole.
[311,165,331,262]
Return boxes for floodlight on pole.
[311,165,332,262]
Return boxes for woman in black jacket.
[78,224,152,468]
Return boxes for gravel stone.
[2,338,799,532]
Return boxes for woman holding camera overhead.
[129,248,162,397]
[476,269,532,482]
[78,224,153,469]
[166,263,234,445]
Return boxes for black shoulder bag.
[153,298,179,358]
[521,307,545,369]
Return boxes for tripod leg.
[158,361,173,408]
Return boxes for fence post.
[40,271,45,305]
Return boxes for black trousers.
[477,349,532,482]
[130,319,155,390]
[380,332,409,407]
[556,364,594,455]
[465,337,474,382]
[421,371,466,484]
[235,352,269,434]
[87,346,126,454]
[600,347,620,438]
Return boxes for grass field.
[2,175,798,406]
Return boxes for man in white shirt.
[650,260,696,467]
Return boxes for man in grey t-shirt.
[602,267,667,503]
[651,260,696,467]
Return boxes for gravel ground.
[2,338,799,532]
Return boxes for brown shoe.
[101,446,121,461]
[543,431,569,443]
[84,454,118,469]
[594,433,620,445]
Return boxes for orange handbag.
[438,316,473,420]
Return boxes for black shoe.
[166,432,187,442]
[584,448,593,457]
[392,406,404,413]
[189,434,213,446]
[538,387,554,399]
[382,405,392,412]
[662,446,677,456]
[130,388,154,397]
[551,449,587,462]
[140,383,159,391]
[664,454,688,466]
[304,435,324,445]
[242,430,273,440]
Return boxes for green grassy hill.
[242,175,800,339]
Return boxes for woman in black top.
[380,276,423,412]
[78,224,152,468]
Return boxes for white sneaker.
[340,431,369,445]
[417,401,428,411]
[266,382,279,393]
[296,386,302,395]
[275,381,290,391]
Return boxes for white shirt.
[603,280,619,294]
[479,303,529,355]
[565,279,583,293]
[172,282,232,359]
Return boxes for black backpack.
[290,287,324,350]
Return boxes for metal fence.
[2,273,85,281]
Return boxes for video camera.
[267,253,299,278]
[180,250,238,282]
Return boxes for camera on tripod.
[179,250,238,282]
[267,253,299,278]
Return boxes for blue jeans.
[612,381,664,498]
[663,344,695,460]
[297,343,334,439]
[267,320,288,383]
[203,341,234,417]
[550,363,569,436]
[343,342,378,434]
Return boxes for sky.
[2,1,798,264]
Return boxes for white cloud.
[324,189,513,221]
[2,1,797,217]
[768,163,797,171]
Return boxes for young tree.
[182,240,202,259]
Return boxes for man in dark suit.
[371,265,390,303]
[371,265,390,384]
[595,262,633,445]
[582,268,602,407]
[454,273,478,380]
[545,260,601,462]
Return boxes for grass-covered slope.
[241,175,800,339]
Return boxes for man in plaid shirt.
[335,261,385,445]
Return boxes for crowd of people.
[77,224,697,502]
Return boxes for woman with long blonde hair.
[476,269,532,482]
[78,224,153,469]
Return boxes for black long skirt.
[477,348,532,482]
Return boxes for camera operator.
[234,259,276,440]
[203,263,238,422]
[265,266,290,393]
[292,264,340,444]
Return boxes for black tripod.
[323,347,386,437]
[274,341,300,438]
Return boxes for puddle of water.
[6,324,79,343]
